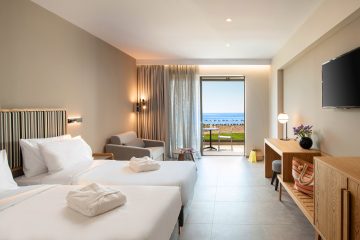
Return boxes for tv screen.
[322,47,360,108]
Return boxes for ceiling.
[32,0,323,61]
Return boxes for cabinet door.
[315,160,347,240]
[348,179,360,240]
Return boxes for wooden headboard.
[0,109,67,177]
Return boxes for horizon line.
[203,112,244,114]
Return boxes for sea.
[203,113,244,125]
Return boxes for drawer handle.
[341,188,350,240]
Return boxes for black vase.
[299,137,313,149]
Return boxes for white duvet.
[16,160,197,206]
[0,185,181,240]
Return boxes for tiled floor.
[203,144,244,156]
[180,156,314,240]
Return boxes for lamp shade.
[277,113,289,124]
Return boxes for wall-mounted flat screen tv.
[322,47,360,108]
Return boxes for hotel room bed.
[16,159,197,226]
[0,184,181,240]
[16,160,197,207]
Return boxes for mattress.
[0,184,181,240]
[16,160,197,206]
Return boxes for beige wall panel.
[283,16,360,156]
[270,1,360,138]
[0,0,137,152]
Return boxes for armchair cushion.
[110,131,137,145]
[143,139,165,148]
[107,131,165,161]
[127,138,145,148]
[105,144,151,160]
[146,147,164,160]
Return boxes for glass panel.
[201,79,245,156]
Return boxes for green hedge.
[203,133,245,142]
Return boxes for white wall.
[283,15,360,156]
[198,65,270,155]
[269,0,360,138]
[0,0,137,152]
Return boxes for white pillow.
[72,136,93,155]
[20,135,71,177]
[39,137,93,174]
[0,150,18,191]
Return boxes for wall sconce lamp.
[278,113,289,141]
[67,116,83,124]
[136,99,147,112]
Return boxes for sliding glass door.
[200,76,245,156]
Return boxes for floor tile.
[211,224,265,240]
[215,186,251,201]
[193,186,217,202]
[186,202,214,224]
[262,224,315,240]
[180,224,212,240]
[213,202,259,224]
[180,156,314,240]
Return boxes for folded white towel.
[66,183,126,217]
[129,156,161,173]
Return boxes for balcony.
[202,124,244,156]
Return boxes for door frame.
[200,76,246,156]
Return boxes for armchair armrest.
[143,139,165,148]
[92,152,114,160]
[105,144,151,160]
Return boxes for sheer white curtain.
[165,65,201,158]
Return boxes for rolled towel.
[129,156,161,173]
[66,183,126,217]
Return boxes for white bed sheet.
[0,185,38,199]
[0,184,181,240]
[16,160,197,205]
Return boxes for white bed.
[0,184,181,240]
[16,160,197,207]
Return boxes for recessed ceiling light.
[225,18,232,22]
[226,43,230,47]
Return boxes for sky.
[202,81,244,113]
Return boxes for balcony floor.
[202,144,244,156]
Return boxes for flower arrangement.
[293,124,313,139]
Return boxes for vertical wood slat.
[0,109,67,176]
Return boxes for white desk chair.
[218,126,233,151]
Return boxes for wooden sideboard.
[264,138,322,225]
[314,157,360,240]
[264,139,360,239]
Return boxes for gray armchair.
[105,131,165,161]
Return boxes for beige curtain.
[137,65,200,159]
[136,65,167,141]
